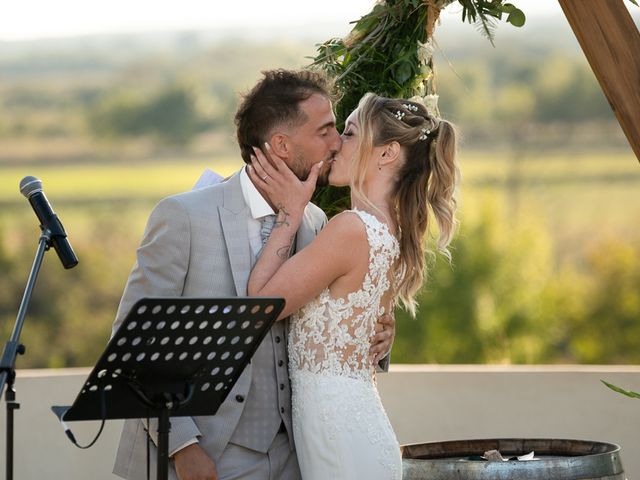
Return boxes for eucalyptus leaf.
[507,9,526,28]
[602,380,640,399]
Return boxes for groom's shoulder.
[155,187,221,216]
[162,171,240,210]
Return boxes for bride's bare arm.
[248,211,365,319]
[247,145,364,319]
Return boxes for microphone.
[19,176,79,269]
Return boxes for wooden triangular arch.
[559,0,640,163]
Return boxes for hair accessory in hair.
[419,127,430,141]
[394,110,406,121]
[403,104,419,112]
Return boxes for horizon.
[1,0,566,42]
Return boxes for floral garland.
[313,0,525,123]
[310,0,525,215]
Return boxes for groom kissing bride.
[112,68,458,480]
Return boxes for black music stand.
[52,296,284,480]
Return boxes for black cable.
[61,389,107,449]
[64,417,106,449]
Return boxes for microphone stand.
[0,230,52,480]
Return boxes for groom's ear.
[268,133,291,159]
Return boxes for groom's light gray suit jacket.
[111,171,326,480]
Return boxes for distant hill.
[0,11,615,67]
[0,9,634,159]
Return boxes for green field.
[2,150,638,200]
[0,156,243,203]
[3,150,639,252]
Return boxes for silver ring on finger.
[262,175,268,182]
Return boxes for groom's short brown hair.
[235,69,334,164]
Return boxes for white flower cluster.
[423,94,439,116]
[417,39,434,65]
[394,110,405,121]
[418,128,431,141]
[408,94,439,117]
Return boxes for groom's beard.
[293,152,332,187]
[313,152,335,187]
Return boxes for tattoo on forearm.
[276,235,295,260]
[274,204,290,228]
[276,246,291,260]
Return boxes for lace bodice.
[289,209,400,382]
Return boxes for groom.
[111,69,394,480]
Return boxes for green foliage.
[393,198,561,363]
[311,186,352,220]
[312,0,525,129]
[310,0,524,213]
[88,84,205,145]
[4,190,640,368]
[458,1,526,43]
[602,380,640,399]
[392,197,640,365]
[568,238,640,363]
[311,1,430,129]
[0,216,135,368]
[0,225,24,343]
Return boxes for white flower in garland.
[417,38,435,65]
[424,94,439,116]
[409,94,440,117]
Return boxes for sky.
[0,0,563,41]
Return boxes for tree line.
[0,40,628,154]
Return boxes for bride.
[246,92,459,479]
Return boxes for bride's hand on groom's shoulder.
[370,313,396,365]
[248,143,322,217]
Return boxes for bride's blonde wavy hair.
[350,93,460,316]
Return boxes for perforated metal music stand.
[52,296,284,480]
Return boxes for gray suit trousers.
[217,434,300,480]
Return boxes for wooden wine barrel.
[402,438,625,479]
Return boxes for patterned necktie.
[258,214,276,255]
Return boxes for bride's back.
[289,209,399,382]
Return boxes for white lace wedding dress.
[289,209,403,480]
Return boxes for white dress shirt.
[239,167,276,257]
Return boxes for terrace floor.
[1,365,638,478]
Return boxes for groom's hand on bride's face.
[370,313,395,364]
